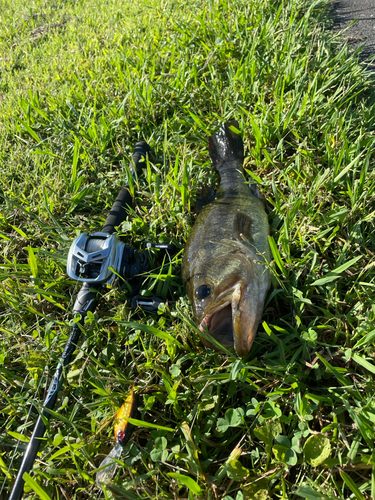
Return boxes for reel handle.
[102,141,151,234]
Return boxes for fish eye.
[196,284,211,299]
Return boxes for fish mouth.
[199,282,265,357]
[199,302,234,348]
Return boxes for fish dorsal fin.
[234,212,253,243]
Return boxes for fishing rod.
[8,141,164,500]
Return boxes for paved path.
[333,0,375,65]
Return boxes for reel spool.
[67,232,146,285]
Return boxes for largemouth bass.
[182,120,271,357]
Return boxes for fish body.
[182,120,270,357]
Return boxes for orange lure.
[95,388,138,488]
[114,388,137,447]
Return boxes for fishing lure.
[96,389,137,489]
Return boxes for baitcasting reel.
[67,230,174,312]
[67,232,145,285]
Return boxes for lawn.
[1,0,375,498]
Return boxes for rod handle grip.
[101,141,151,234]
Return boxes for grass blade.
[310,256,361,286]
[339,471,365,500]
[167,473,202,495]
[23,473,53,500]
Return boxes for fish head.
[184,240,270,357]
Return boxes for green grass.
[1,0,375,498]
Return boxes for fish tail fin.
[208,120,244,171]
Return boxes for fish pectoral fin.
[234,212,253,243]
[249,183,263,200]
[249,184,270,212]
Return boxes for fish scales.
[182,120,271,357]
